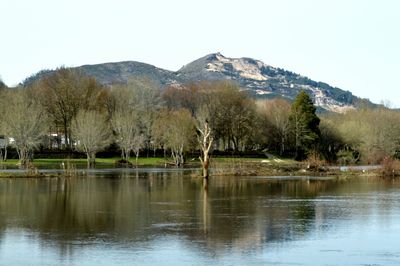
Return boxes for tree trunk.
[63,120,69,149]
[18,148,30,168]
[3,143,7,162]
[198,121,213,180]
[201,154,210,180]
[87,152,96,168]
[179,145,184,166]
[121,149,125,161]
[135,151,139,167]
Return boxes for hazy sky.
[1,0,399,105]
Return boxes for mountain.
[177,53,359,112]
[24,53,367,112]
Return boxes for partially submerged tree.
[196,107,214,180]
[3,89,47,166]
[72,110,112,167]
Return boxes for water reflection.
[0,172,400,265]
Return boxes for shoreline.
[0,159,387,179]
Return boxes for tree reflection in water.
[0,172,397,259]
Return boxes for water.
[0,170,400,265]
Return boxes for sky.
[1,0,399,106]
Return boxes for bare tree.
[3,89,47,166]
[127,78,162,154]
[0,88,9,161]
[153,109,196,166]
[111,109,145,165]
[37,68,107,149]
[181,81,255,151]
[258,99,291,155]
[72,110,112,167]
[108,79,161,158]
[131,134,146,166]
[332,107,400,164]
[196,107,214,180]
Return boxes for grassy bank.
[0,156,385,179]
[0,157,170,167]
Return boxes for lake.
[0,169,400,265]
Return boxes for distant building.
[0,136,14,148]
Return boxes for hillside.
[24,53,368,112]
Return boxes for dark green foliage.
[0,79,6,90]
[22,69,53,86]
[289,91,321,160]
[318,120,346,162]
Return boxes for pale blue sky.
[1,0,399,106]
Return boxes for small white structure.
[0,136,13,148]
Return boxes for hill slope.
[24,53,366,112]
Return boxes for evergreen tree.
[289,90,320,160]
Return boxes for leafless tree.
[37,68,107,149]
[0,89,10,161]
[153,109,196,166]
[196,107,214,180]
[258,99,291,155]
[111,109,144,165]
[3,89,47,166]
[72,110,112,167]
[332,107,400,163]
[108,79,161,158]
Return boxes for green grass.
[212,156,296,165]
[0,159,19,166]
[0,156,295,168]
[0,157,170,167]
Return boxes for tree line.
[0,68,399,169]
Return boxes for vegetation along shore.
[1,68,399,179]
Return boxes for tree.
[331,107,400,164]
[289,91,320,160]
[318,118,346,162]
[108,79,161,156]
[111,109,144,165]
[37,67,107,149]
[205,82,256,151]
[196,107,214,180]
[3,89,47,166]
[0,88,9,161]
[0,78,6,90]
[153,109,196,166]
[258,98,291,155]
[72,110,112,167]
[127,78,162,152]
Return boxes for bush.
[380,156,400,178]
[304,152,327,172]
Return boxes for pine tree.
[289,90,320,160]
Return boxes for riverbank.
[209,158,386,179]
[0,156,389,179]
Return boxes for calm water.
[0,170,400,265]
